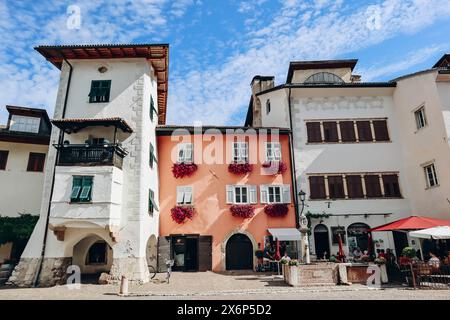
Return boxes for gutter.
[33,58,73,287]
[287,87,300,229]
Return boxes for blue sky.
[0,0,450,126]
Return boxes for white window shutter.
[226,185,235,204]
[260,185,268,204]
[282,185,291,203]
[184,186,193,204]
[274,143,281,160]
[176,186,185,204]
[249,185,257,204]
[232,143,238,162]
[178,145,184,163]
[242,143,248,161]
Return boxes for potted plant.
[400,247,416,265]
[172,162,198,178]
[264,203,289,217]
[373,257,388,283]
[262,161,287,175]
[228,162,253,175]
[170,206,195,224]
[230,205,255,219]
[255,249,264,272]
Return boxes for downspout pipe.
[287,87,300,229]
[33,58,73,287]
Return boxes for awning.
[409,226,450,240]
[52,117,133,134]
[371,216,450,232]
[268,228,301,241]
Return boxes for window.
[148,188,159,214]
[340,121,356,142]
[357,121,373,142]
[178,143,193,163]
[226,185,257,204]
[323,122,339,142]
[87,242,107,265]
[415,106,427,130]
[306,122,322,143]
[9,115,40,133]
[304,72,344,84]
[327,175,345,199]
[149,143,157,168]
[268,186,282,203]
[232,142,248,163]
[70,176,93,203]
[27,153,46,172]
[346,175,363,199]
[424,163,438,188]
[265,142,281,162]
[309,176,326,200]
[331,226,346,245]
[260,185,291,204]
[266,100,271,115]
[373,120,390,141]
[176,186,193,205]
[88,80,111,103]
[0,150,8,170]
[382,174,401,198]
[364,175,382,198]
[150,96,158,122]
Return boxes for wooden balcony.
[54,144,127,169]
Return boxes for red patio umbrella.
[367,232,373,257]
[274,239,281,261]
[337,234,345,261]
[371,216,450,232]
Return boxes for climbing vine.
[305,211,331,235]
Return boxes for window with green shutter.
[70,176,93,203]
[149,143,157,168]
[148,188,159,215]
[150,96,158,122]
[89,80,111,103]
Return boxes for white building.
[8,44,169,287]
[246,56,450,259]
[0,106,50,264]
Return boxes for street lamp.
[298,190,310,264]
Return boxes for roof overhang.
[51,117,133,134]
[268,228,301,241]
[287,59,358,83]
[433,53,450,68]
[35,44,169,124]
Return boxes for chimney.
[351,74,361,83]
[250,76,275,127]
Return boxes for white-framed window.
[423,163,439,188]
[226,185,257,204]
[9,115,40,133]
[177,143,193,163]
[176,186,193,205]
[414,106,427,130]
[265,142,281,161]
[260,185,291,204]
[232,142,248,163]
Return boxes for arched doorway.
[226,233,253,270]
[347,223,372,254]
[314,224,330,259]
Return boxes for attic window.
[304,72,344,84]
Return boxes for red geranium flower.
[171,206,195,224]
[172,162,198,178]
[264,203,289,217]
[230,205,255,219]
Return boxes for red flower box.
[171,206,195,224]
[262,161,287,175]
[228,163,253,175]
[172,162,198,178]
[230,205,255,219]
[264,203,289,217]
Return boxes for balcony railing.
[54,144,127,169]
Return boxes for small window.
[373,120,390,142]
[235,186,249,204]
[340,121,356,142]
[327,175,345,199]
[178,143,193,163]
[424,163,438,188]
[331,226,346,245]
[346,175,363,199]
[323,122,339,143]
[306,122,322,143]
[268,186,282,203]
[177,186,193,205]
[364,175,382,198]
[0,150,8,170]
[9,115,40,133]
[266,100,271,115]
[232,142,248,163]
[70,176,93,203]
[309,176,326,200]
[415,107,427,130]
[27,153,46,172]
[382,174,401,197]
[265,142,281,162]
[356,121,373,142]
[89,80,111,103]
[150,96,158,122]
[148,188,159,214]
[87,241,107,265]
[149,143,157,168]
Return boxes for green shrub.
[401,247,417,258]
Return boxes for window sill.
[69,201,93,205]
[425,185,440,190]
[306,141,392,145]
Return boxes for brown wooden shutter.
[357,121,373,142]
[346,175,363,198]
[0,150,8,170]
[340,121,356,142]
[27,153,46,172]
[382,174,401,198]
[327,175,345,199]
[157,236,171,272]
[365,175,382,198]
[306,122,322,143]
[373,120,390,141]
[323,122,338,142]
[198,236,212,271]
[309,176,326,199]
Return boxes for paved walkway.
[0,271,449,300]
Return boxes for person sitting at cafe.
[352,247,362,259]
[428,252,441,269]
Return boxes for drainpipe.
[33,58,73,287]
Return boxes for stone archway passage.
[226,233,253,270]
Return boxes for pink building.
[156,126,300,272]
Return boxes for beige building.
[0,105,51,264]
